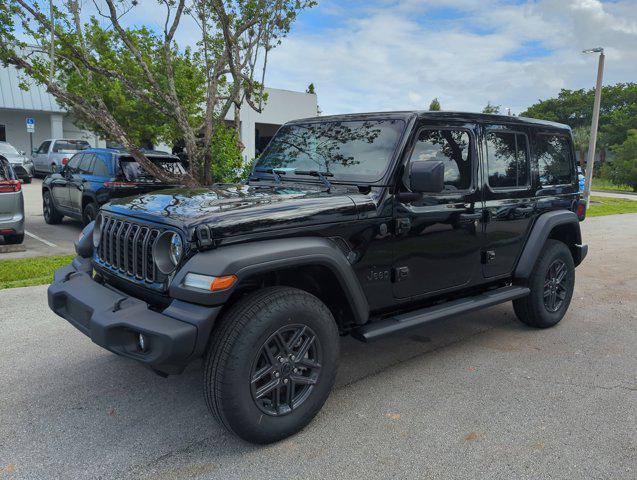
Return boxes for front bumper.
[47,256,221,375]
[10,163,33,178]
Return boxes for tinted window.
[37,141,51,154]
[0,160,11,180]
[119,157,185,182]
[537,135,574,186]
[66,153,83,174]
[52,140,90,153]
[92,156,110,176]
[256,120,405,182]
[486,131,529,189]
[0,125,5,142]
[79,154,95,174]
[409,129,472,191]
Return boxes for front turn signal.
[183,273,237,292]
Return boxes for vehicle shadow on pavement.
[7,305,523,479]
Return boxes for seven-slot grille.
[97,215,160,283]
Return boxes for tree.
[306,82,316,94]
[429,98,441,111]
[521,83,637,159]
[571,126,590,167]
[482,102,500,114]
[601,130,637,191]
[0,0,315,186]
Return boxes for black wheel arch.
[515,210,587,280]
[170,237,370,326]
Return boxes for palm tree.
[572,126,590,167]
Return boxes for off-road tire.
[203,286,339,444]
[43,190,64,224]
[513,239,575,328]
[82,202,97,226]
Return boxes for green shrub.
[602,130,637,192]
[210,124,244,183]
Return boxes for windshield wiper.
[254,167,287,185]
[294,170,333,192]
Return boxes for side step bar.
[352,285,530,342]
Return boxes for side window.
[92,155,110,176]
[79,154,95,174]
[0,124,6,142]
[409,129,472,191]
[37,141,51,154]
[486,131,529,189]
[537,134,574,186]
[66,154,83,174]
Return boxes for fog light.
[137,333,149,353]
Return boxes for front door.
[33,141,51,172]
[393,123,484,299]
[480,124,536,278]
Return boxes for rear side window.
[0,160,12,180]
[536,134,574,186]
[92,156,110,176]
[119,157,185,182]
[486,131,529,189]
[409,129,472,191]
[52,140,90,153]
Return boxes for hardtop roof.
[288,110,571,131]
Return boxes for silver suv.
[0,141,34,183]
[32,139,90,176]
[0,158,24,244]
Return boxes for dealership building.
[0,62,318,161]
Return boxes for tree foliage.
[601,130,637,191]
[482,102,500,114]
[521,83,637,151]
[0,0,315,186]
[429,97,441,111]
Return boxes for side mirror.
[19,150,26,156]
[408,160,445,193]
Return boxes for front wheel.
[204,286,339,444]
[513,239,575,328]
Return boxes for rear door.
[52,154,81,210]
[480,124,535,278]
[68,153,95,212]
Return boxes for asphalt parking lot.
[0,213,635,479]
[0,178,81,258]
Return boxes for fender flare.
[170,237,370,324]
[514,210,584,279]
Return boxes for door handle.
[458,212,482,222]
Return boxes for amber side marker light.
[183,273,237,291]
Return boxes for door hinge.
[393,266,410,282]
[395,217,411,235]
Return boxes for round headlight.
[169,233,183,265]
[93,214,102,248]
[154,231,183,274]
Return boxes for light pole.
[582,47,605,207]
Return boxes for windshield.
[0,143,19,155]
[255,119,405,182]
[119,157,185,182]
[52,140,90,153]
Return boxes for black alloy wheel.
[250,324,322,416]
[543,259,568,313]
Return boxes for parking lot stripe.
[25,230,59,248]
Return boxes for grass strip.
[0,254,74,289]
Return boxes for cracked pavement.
[0,214,635,479]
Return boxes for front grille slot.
[97,215,159,283]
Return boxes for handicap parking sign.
[26,117,35,133]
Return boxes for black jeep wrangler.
[48,111,587,444]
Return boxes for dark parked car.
[48,112,587,444]
[0,158,24,244]
[42,148,185,225]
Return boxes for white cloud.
[264,0,637,115]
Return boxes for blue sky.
[260,0,637,114]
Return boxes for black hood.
[103,183,362,239]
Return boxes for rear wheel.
[23,176,32,184]
[204,286,339,444]
[513,239,575,328]
[43,191,63,224]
